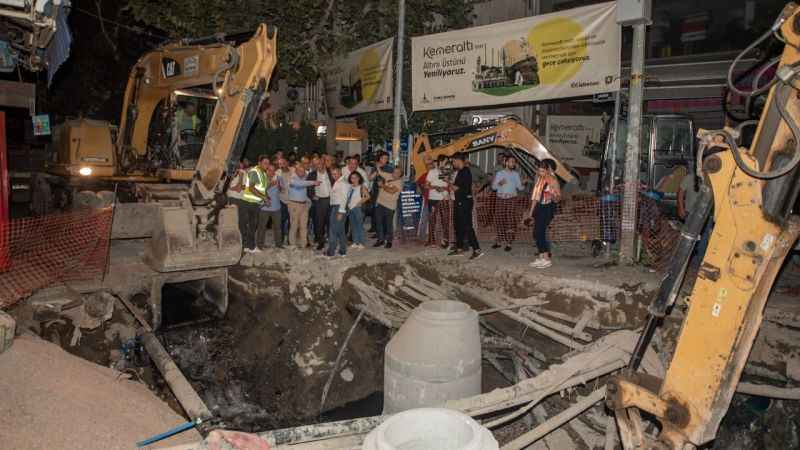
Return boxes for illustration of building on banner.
[472,38,540,93]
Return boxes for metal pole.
[619,22,646,264]
[391,0,406,166]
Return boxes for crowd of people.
[226,149,561,268]
[414,152,561,268]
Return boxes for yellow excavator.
[606,3,800,448]
[35,25,277,272]
[410,116,575,183]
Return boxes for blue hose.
[136,418,201,447]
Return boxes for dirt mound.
[0,334,199,450]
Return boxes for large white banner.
[323,37,394,118]
[411,2,619,111]
[546,115,605,169]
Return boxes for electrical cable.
[72,6,169,41]
[727,82,800,179]
[727,26,783,98]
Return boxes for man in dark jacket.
[306,156,337,250]
[448,154,483,260]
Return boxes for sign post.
[392,0,406,167]
[618,1,651,264]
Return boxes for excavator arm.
[117,24,277,199]
[410,117,575,183]
[606,4,800,448]
[130,25,277,273]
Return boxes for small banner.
[411,2,619,111]
[323,37,394,118]
[546,115,605,169]
[33,114,51,136]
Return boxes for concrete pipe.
[383,300,481,414]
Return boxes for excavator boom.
[606,4,800,448]
[411,117,575,183]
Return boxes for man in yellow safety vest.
[241,155,270,253]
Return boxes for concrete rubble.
[5,245,800,449]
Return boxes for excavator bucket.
[145,204,241,272]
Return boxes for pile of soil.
[0,334,199,450]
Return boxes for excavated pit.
[10,247,800,448]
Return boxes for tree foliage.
[123,0,475,140]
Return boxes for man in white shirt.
[341,156,368,184]
[425,156,452,248]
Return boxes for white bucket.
[363,408,498,450]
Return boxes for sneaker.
[385,242,392,249]
[470,250,484,260]
[448,249,464,256]
[243,248,254,254]
[504,246,512,252]
[373,240,385,247]
[440,240,449,249]
[528,256,544,267]
[530,258,552,269]
[338,252,347,258]
[491,243,501,249]
[252,247,263,254]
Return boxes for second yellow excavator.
[35,25,278,273]
[410,116,575,183]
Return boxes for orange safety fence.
[0,208,113,307]
[417,189,680,268]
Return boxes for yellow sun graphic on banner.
[359,48,382,102]
[529,17,587,85]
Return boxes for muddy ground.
[9,246,800,448]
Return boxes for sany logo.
[470,134,496,148]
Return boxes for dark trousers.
[280,201,290,242]
[454,198,479,251]
[533,203,556,255]
[313,197,331,245]
[257,209,282,248]
[375,204,395,243]
[239,200,260,250]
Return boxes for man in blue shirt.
[287,164,320,248]
[256,164,283,249]
[491,155,525,251]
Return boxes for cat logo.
[469,134,496,148]
[162,58,181,78]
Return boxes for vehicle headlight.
[79,166,93,176]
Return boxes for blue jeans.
[327,208,347,255]
[349,207,365,245]
[280,202,290,241]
